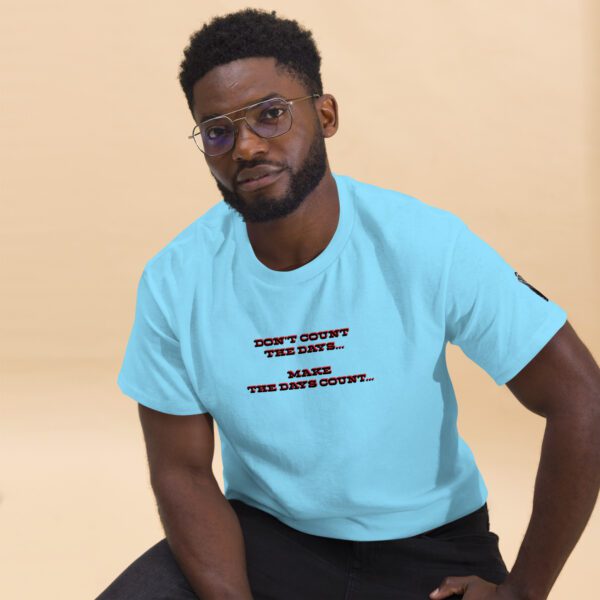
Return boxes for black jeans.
[96,499,509,600]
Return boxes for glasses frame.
[188,93,320,157]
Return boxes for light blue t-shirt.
[117,172,567,541]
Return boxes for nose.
[231,119,270,161]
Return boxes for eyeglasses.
[188,93,320,157]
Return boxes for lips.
[237,165,284,184]
[236,166,285,192]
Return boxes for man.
[97,8,600,600]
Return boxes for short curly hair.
[178,8,323,117]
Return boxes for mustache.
[236,161,286,174]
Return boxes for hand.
[429,576,524,599]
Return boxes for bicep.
[138,403,215,484]
[505,320,600,419]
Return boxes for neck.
[245,167,339,272]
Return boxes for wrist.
[499,578,546,600]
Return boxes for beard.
[212,130,328,224]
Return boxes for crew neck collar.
[233,172,354,285]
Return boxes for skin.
[430,320,600,600]
[190,57,600,600]
[191,56,340,271]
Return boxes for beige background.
[1,1,598,598]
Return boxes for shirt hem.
[117,377,209,416]
[225,486,489,541]
[492,305,567,386]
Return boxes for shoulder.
[142,199,234,287]
[339,173,464,253]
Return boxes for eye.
[206,126,228,140]
[259,106,286,121]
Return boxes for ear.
[316,94,339,138]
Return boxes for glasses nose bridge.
[230,112,267,145]
[229,114,269,158]
[229,113,259,137]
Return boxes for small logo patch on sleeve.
[514,271,549,301]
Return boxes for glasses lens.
[200,118,235,156]
[247,99,291,138]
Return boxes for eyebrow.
[199,92,283,123]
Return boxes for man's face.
[191,57,329,223]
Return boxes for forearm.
[152,469,254,600]
[501,413,600,600]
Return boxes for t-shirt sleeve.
[444,220,568,386]
[117,269,209,415]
